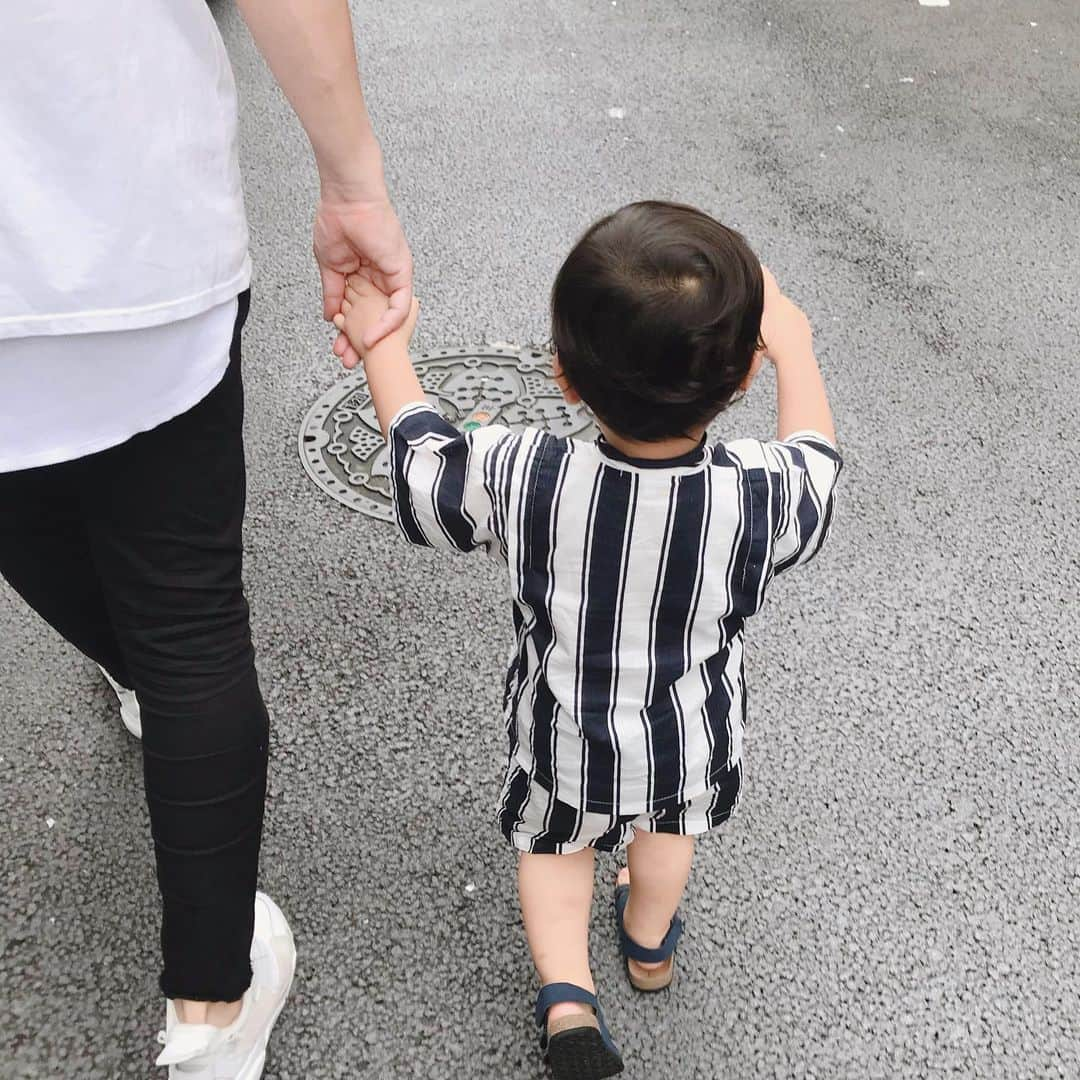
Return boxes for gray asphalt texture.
[2,1,1078,1078]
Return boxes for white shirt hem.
[0,348,232,473]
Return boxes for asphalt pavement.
[2,1,1078,1077]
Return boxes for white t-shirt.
[0,1,249,338]
[0,2,249,472]
[0,300,238,473]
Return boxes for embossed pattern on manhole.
[299,346,599,521]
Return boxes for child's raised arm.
[334,276,422,437]
[759,268,836,445]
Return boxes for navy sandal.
[613,883,683,992]
[535,982,624,1079]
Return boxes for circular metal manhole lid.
[299,345,599,521]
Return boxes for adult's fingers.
[320,263,346,323]
[361,281,414,351]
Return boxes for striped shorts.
[497,761,743,855]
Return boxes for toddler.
[335,201,840,1079]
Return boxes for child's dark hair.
[551,201,764,442]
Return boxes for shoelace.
[155,1028,243,1045]
[156,1028,243,1075]
[154,977,266,1069]
[155,992,259,1053]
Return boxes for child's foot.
[535,984,624,1079]
[547,1000,595,1028]
[615,868,669,980]
[614,868,679,991]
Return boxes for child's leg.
[519,849,596,1022]
[619,832,695,971]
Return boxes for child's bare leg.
[519,849,596,1024]
[619,832,694,974]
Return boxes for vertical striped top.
[389,402,842,815]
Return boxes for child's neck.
[598,422,707,461]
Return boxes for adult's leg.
[81,293,268,1005]
[0,461,132,689]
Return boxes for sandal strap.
[614,883,684,964]
[535,982,598,1028]
[534,983,620,1060]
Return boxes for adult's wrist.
[316,141,388,205]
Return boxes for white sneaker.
[155,892,296,1079]
[97,663,142,738]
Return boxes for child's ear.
[552,353,582,404]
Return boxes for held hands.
[332,273,420,360]
[332,273,426,439]
[758,266,814,367]
[315,194,414,369]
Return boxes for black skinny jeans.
[0,292,267,1001]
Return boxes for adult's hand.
[315,193,413,368]
[235,0,414,365]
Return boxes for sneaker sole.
[96,663,143,739]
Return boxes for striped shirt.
[389,402,842,816]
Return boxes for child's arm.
[334,276,422,437]
[334,276,515,559]
[724,268,840,580]
[759,268,836,445]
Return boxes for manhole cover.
[299,345,599,521]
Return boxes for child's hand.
[333,274,419,366]
[758,266,813,366]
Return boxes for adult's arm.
[235,0,413,360]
